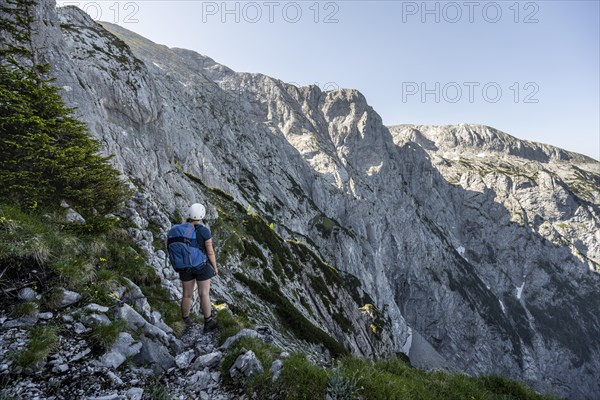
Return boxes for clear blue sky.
[57,1,600,160]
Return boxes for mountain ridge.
[389,123,598,165]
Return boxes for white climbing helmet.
[186,203,206,221]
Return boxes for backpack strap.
[194,224,208,254]
[184,223,195,238]
[166,223,202,248]
[167,236,201,248]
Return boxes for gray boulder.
[18,287,38,301]
[126,388,144,400]
[188,368,212,391]
[219,329,258,350]
[135,336,175,374]
[150,311,173,334]
[73,322,88,334]
[38,312,53,320]
[270,359,283,382]
[84,313,111,326]
[60,289,81,307]
[3,313,39,328]
[175,349,196,369]
[96,332,142,369]
[115,303,147,330]
[229,350,264,380]
[85,303,110,313]
[65,208,86,224]
[115,303,170,346]
[193,351,223,369]
[122,278,152,320]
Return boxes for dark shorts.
[178,264,215,282]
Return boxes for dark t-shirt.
[195,224,211,253]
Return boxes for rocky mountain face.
[16,1,600,398]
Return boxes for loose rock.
[229,350,264,380]
[18,287,38,301]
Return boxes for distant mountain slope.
[390,124,600,268]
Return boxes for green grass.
[0,203,184,334]
[334,357,560,400]
[214,312,559,400]
[43,287,66,311]
[12,325,58,368]
[327,369,361,400]
[311,214,338,238]
[234,272,347,357]
[274,353,329,399]
[148,380,171,400]
[216,306,254,346]
[88,319,127,351]
[0,206,64,268]
[10,301,38,317]
[477,375,550,399]
[218,332,555,400]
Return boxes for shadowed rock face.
[26,1,600,398]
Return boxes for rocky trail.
[0,291,283,399]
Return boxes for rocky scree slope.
[20,1,600,398]
[1,285,238,399]
[389,124,599,269]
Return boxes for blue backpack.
[166,223,208,271]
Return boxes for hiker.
[167,203,218,332]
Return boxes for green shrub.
[0,205,64,268]
[43,287,65,311]
[62,215,120,235]
[275,354,328,400]
[88,319,126,351]
[148,380,171,400]
[81,269,120,306]
[327,370,360,400]
[1,0,130,214]
[50,257,95,290]
[10,301,38,317]
[477,374,552,399]
[12,325,57,368]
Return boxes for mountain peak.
[389,123,598,166]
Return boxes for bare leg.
[181,279,196,318]
[198,279,212,318]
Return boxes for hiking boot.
[203,317,217,332]
[183,316,196,332]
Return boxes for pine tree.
[0,0,130,214]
